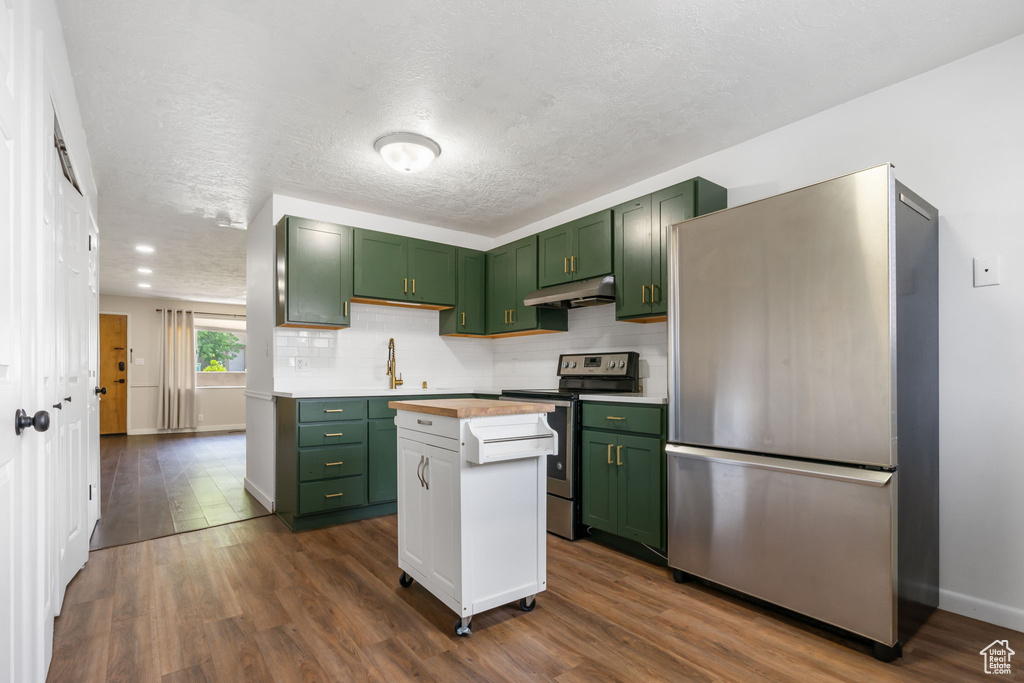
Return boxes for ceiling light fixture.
[216,217,247,230]
[135,245,155,254]
[373,132,441,173]
[137,267,152,274]
[138,283,151,288]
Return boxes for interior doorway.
[99,313,128,434]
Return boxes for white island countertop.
[272,387,504,399]
[578,393,668,405]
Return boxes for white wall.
[99,295,247,434]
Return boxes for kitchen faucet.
[386,338,403,389]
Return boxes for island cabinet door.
[398,437,430,576]
[581,430,617,533]
[424,444,460,600]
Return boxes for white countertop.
[578,393,668,405]
[272,387,503,399]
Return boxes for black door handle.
[116,379,126,384]
[15,409,50,435]
[119,361,125,371]
[52,403,63,410]
[64,396,71,402]
[95,387,107,396]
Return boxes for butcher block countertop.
[388,398,555,418]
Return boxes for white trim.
[126,423,246,436]
[196,385,247,390]
[940,588,1024,632]
[244,389,274,401]
[244,477,274,512]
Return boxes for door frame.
[98,310,132,437]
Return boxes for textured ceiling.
[56,0,1024,304]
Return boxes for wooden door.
[614,195,654,319]
[537,223,572,288]
[408,238,456,305]
[580,430,618,533]
[615,433,663,547]
[569,209,613,282]
[353,229,408,300]
[99,314,127,434]
[285,218,352,327]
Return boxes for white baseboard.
[940,588,1024,632]
[126,423,246,436]
[244,478,274,513]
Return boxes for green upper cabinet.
[276,216,353,329]
[353,229,456,307]
[439,248,486,336]
[537,210,613,288]
[485,236,567,336]
[614,178,727,322]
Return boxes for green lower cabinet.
[581,426,665,548]
[298,476,368,515]
[368,419,398,503]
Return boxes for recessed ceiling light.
[138,283,151,288]
[135,245,155,254]
[373,132,441,173]
[137,267,152,274]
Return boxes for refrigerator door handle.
[666,444,893,487]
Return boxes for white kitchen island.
[389,398,556,636]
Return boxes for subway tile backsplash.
[274,303,668,396]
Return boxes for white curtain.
[157,308,198,429]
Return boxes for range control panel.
[557,352,635,377]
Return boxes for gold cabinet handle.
[651,284,659,304]
[461,311,466,326]
[504,309,509,324]
[324,492,344,498]
[345,300,349,316]
[324,432,343,437]
[412,279,416,294]
[404,278,408,293]
[564,257,569,274]
[616,445,623,466]
[510,308,515,324]
[571,255,577,272]
[605,416,625,421]
[324,408,344,413]
[642,285,649,304]
[324,461,344,466]
[606,444,613,465]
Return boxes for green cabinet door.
[569,210,613,281]
[537,223,573,288]
[408,238,456,305]
[353,229,409,300]
[581,430,618,533]
[615,433,663,546]
[486,246,513,334]
[652,181,698,316]
[511,236,538,331]
[439,248,486,335]
[614,195,654,319]
[368,419,398,503]
[278,217,352,328]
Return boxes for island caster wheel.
[454,617,472,636]
[519,596,537,612]
[399,572,413,588]
[871,641,902,662]
[672,569,688,583]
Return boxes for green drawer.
[297,421,366,447]
[367,394,469,419]
[581,403,663,436]
[298,476,367,515]
[298,399,366,423]
[298,443,366,482]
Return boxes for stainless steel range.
[501,351,640,540]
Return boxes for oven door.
[499,397,574,499]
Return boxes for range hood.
[523,275,615,309]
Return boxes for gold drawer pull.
[324,432,343,437]
[324,408,344,413]
[605,416,625,421]
[461,311,466,326]
[606,444,613,465]
[324,492,344,498]
[616,445,623,466]
[324,461,344,466]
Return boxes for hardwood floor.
[90,432,269,550]
[53,514,1021,682]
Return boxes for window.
[194,317,246,387]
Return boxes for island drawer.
[581,403,662,435]
[298,443,367,482]
[299,399,366,423]
[298,421,366,447]
[298,476,368,515]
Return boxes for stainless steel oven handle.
[666,444,893,487]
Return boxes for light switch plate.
[135,358,145,365]
[974,256,1000,287]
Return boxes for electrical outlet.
[974,256,1000,287]
[297,358,310,371]
[198,414,204,422]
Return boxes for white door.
[397,437,429,576]
[86,220,99,532]
[52,147,90,614]
[424,444,459,599]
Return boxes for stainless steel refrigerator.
[666,164,939,661]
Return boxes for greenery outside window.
[195,320,247,387]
